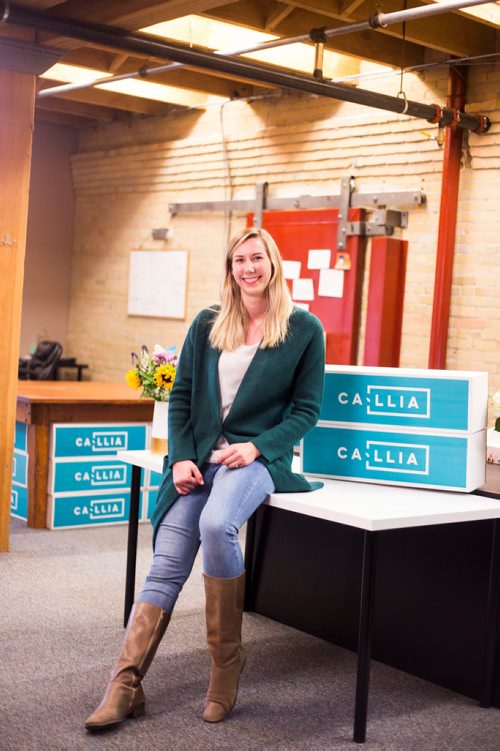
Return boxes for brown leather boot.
[85,601,170,731]
[203,572,246,723]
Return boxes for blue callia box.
[49,460,132,494]
[12,450,28,487]
[11,484,28,520]
[15,421,28,452]
[149,470,163,488]
[320,366,488,432]
[303,366,488,492]
[302,425,486,492]
[51,424,148,458]
[46,491,148,529]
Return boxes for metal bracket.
[337,176,355,251]
[169,177,425,240]
[254,182,268,228]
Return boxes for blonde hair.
[209,227,294,351]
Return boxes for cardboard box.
[50,423,148,459]
[46,489,150,529]
[11,484,28,520]
[12,450,28,487]
[48,458,132,494]
[302,424,486,492]
[320,366,488,432]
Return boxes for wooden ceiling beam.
[55,47,267,96]
[339,0,366,15]
[275,0,497,57]
[35,109,91,126]
[36,95,118,121]
[53,0,237,27]
[203,4,425,69]
[37,78,173,114]
[264,3,296,32]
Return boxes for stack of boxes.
[11,422,29,521]
[10,420,163,529]
[302,365,488,492]
[46,423,154,529]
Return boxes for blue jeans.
[138,461,275,613]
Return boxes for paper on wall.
[318,269,344,298]
[283,260,301,280]
[295,302,310,311]
[308,249,331,269]
[292,278,315,301]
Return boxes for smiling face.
[231,236,273,301]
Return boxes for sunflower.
[154,362,176,390]
[126,369,141,390]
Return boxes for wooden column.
[0,67,36,552]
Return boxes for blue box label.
[52,424,147,458]
[149,470,163,488]
[51,460,132,493]
[12,450,28,487]
[15,421,28,452]
[50,491,150,528]
[321,373,470,430]
[11,484,28,520]
[51,493,131,527]
[303,426,469,488]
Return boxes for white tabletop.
[117,450,500,532]
[118,449,164,473]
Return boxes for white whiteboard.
[128,250,188,319]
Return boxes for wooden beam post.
[0,67,36,552]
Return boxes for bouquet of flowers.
[126,344,178,402]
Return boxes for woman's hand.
[216,442,261,470]
[172,460,204,495]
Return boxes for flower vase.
[486,428,500,464]
[151,400,169,455]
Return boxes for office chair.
[18,341,63,380]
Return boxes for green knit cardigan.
[151,305,325,543]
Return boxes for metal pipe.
[428,67,467,369]
[37,0,494,101]
[5,1,490,132]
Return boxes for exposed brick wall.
[66,62,500,422]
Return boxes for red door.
[249,208,367,364]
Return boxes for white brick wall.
[66,62,500,423]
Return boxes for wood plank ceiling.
[2,0,499,127]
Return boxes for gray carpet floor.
[2,516,500,751]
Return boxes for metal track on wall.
[169,177,426,248]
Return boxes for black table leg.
[480,518,500,708]
[353,530,378,744]
[244,512,257,612]
[124,464,142,627]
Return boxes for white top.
[208,342,259,462]
[117,451,500,533]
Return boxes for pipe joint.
[427,104,444,124]
[138,65,149,78]
[309,27,327,44]
[369,13,388,29]
[472,114,491,134]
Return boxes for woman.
[85,227,325,731]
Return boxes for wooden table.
[16,382,153,528]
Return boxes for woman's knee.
[199,509,237,547]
